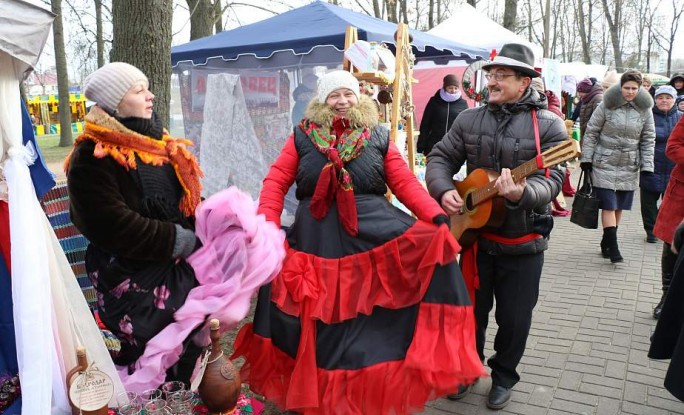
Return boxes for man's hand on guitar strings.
[495,168,526,203]
[440,189,464,215]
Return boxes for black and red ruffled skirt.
[232,195,485,414]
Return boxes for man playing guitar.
[425,43,567,410]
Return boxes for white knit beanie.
[317,70,360,103]
[83,62,149,113]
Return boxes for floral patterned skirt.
[86,245,199,369]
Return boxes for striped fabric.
[40,182,97,310]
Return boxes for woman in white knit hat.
[233,70,485,414]
[65,62,204,387]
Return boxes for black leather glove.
[433,214,451,228]
[580,162,593,173]
[641,171,654,177]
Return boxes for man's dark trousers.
[474,250,544,388]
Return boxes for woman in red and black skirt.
[232,70,485,415]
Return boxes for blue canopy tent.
[171,0,486,67]
[169,1,485,213]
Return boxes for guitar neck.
[469,158,541,207]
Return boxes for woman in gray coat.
[580,70,655,263]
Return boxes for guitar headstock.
[540,140,580,168]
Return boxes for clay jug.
[65,347,110,415]
[198,319,241,414]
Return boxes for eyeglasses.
[484,73,518,81]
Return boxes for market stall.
[170,0,486,211]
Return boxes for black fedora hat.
[482,43,541,78]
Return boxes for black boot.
[604,226,623,263]
[600,229,610,258]
[654,243,677,319]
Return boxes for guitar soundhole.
[465,193,475,212]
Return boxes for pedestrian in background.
[670,73,684,96]
[580,70,655,263]
[601,70,620,91]
[640,85,682,246]
[577,77,604,143]
[652,115,684,319]
[642,75,656,98]
[418,74,468,155]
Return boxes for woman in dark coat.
[640,85,682,245]
[417,74,468,155]
[232,70,485,415]
[65,62,204,385]
[576,77,604,142]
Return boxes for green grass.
[36,134,73,164]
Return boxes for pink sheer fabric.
[118,187,286,392]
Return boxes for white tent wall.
[427,3,544,67]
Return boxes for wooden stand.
[343,23,418,174]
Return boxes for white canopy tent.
[427,3,544,67]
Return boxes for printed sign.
[68,368,114,411]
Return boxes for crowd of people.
[4,38,681,414]
[70,47,684,412]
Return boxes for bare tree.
[542,0,551,57]
[52,0,74,147]
[111,0,173,126]
[600,0,623,70]
[502,0,518,31]
[95,0,105,67]
[651,0,684,76]
[187,0,215,40]
[575,0,595,63]
[214,0,223,33]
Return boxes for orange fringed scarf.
[64,120,203,217]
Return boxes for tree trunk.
[428,0,434,29]
[372,0,381,18]
[576,0,591,63]
[385,0,398,23]
[542,0,551,57]
[52,0,74,147]
[400,0,408,23]
[95,0,105,68]
[503,0,518,31]
[665,0,684,76]
[111,0,173,127]
[187,0,214,41]
[214,0,223,33]
[600,0,623,70]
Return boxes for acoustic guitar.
[450,139,580,246]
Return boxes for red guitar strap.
[532,109,549,178]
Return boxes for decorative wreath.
[461,60,488,102]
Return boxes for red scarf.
[303,117,370,236]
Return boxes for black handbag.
[570,171,600,229]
